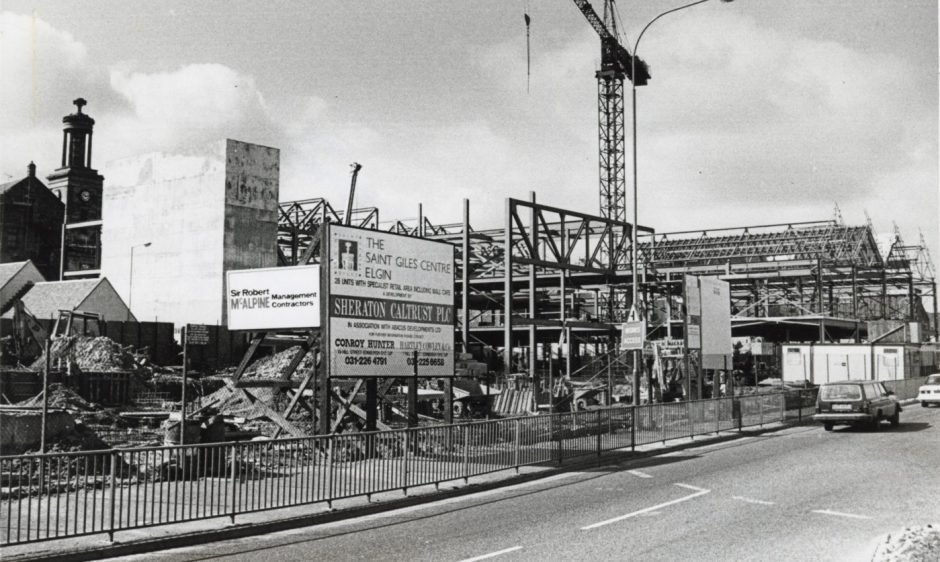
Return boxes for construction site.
[0,2,937,458]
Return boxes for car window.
[875,383,888,396]
[820,385,862,400]
[926,375,940,385]
[867,384,883,399]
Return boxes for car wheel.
[870,417,880,431]
[823,423,833,431]
[923,401,929,408]
[890,409,900,427]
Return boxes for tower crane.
[570,0,650,224]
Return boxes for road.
[123,404,940,562]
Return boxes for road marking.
[661,437,754,455]
[581,484,710,530]
[628,470,653,478]
[811,509,872,520]
[732,495,776,506]
[458,546,523,562]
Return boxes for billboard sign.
[699,275,731,369]
[226,265,321,331]
[327,225,455,377]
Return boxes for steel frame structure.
[277,197,936,384]
[637,220,936,342]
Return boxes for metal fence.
[0,393,788,546]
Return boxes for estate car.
[918,374,940,407]
[813,380,900,431]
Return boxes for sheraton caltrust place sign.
[326,224,456,377]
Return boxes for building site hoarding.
[226,265,320,330]
[326,224,455,377]
[780,343,925,383]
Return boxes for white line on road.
[458,546,523,562]
[732,495,776,506]
[581,484,711,530]
[811,509,872,520]
[628,470,653,479]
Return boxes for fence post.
[462,425,470,484]
[716,398,720,435]
[514,418,521,472]
[759,396,764,427]
[402,430,410,496]
[327,437,335,509]
[661,405,666,445]
[631,406,636,451]
[596,410,602,456]
[798,391,803,424]
[229,443,238,524]
[688,400,694,439]
[108,451,117,542]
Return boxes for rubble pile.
[872,525,940,562]
[241,346,316,379]
[30,336,140,372]
[19,383,100,412]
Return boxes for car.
[813,380,901,431]
[917,373,940,407]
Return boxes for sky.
[1,1,937,269]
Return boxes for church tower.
[47,98,104,278]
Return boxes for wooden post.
[408,350,418,428]
[41,338,50,454]
[180,326,187,446]
[444,378,453,424]
[365,378,377,432]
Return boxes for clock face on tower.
[80,190,91,202]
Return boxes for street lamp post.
[128,242,151,319]
[630,0,731,405]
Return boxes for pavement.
[0,400,922,561]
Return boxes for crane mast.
[571,0,649,224]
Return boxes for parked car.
[813,380,901,431]
[918,374,940,407]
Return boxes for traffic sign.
[620,320,646,351]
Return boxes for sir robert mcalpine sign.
[226,265,320,331]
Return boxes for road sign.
[186,323,210,346]
[620,320,646,351]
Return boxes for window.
[820,384,862,401]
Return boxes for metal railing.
[0,393,786,546]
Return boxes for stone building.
[0,163,64,281]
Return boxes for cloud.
[0,11,113,176]
[1,11,280,178]
[107,64,276,153]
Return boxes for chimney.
[27,161,36,178]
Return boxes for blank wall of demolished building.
[100,139,280,327]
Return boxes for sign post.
[623,305,645,406]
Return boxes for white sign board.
[699,275,732,366]
[226,265,321,331]
[620,321,646,351]
[328,225,455,377]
